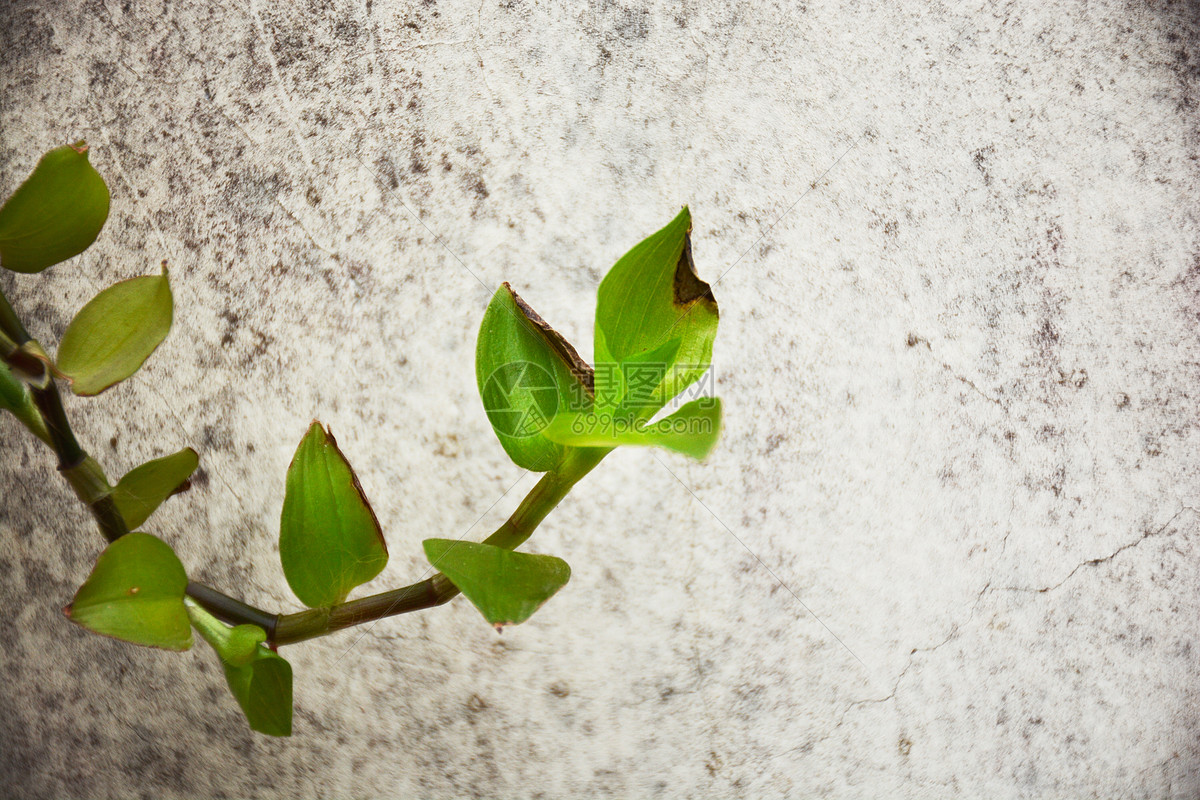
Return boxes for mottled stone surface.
[2,0,1200,796]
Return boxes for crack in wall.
[247,0,315,167]
[835,506,1197,734]
[992,505,1197,596]
[839,581,994,723]
[908,336,1008,413]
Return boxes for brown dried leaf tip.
[673,233,717,310]
[504,282,596,396]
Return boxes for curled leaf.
[476,284,595,472]
[594,207,719,418]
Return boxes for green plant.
[0,142,723,736]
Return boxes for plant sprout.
[0,142,723,736]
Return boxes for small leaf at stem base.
[222,653,293,737]
[113,447,199,529]
[185,600,293,736]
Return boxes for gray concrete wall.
[2,0,1200,796]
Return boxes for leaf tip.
[505,284,596,397]
[673,231,715,308]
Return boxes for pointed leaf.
[595,207,719,417]
[476,283,594,472]
[0,142,110,273]
[185,600,293,736]
[113,448,199,529]
[423,538,571,628]
[65,532,192,650]
[544,398,723,460]
[280,422,388,607]
[57,267,174,396]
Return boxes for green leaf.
[223,648,293,737]
[423,538,571,629]
[185,600,293,736]
[65,532,192,651]
[544,398,723,460]
[280,422,388,607]
[595,207,719,418]
[476,283,595,472]
[112,448,199,529]
[0,142,110,273]
[56,267,174,396]
[592,327,623,411]
[0,360,51,444]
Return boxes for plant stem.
[27,372,277,626]
[269,447,610,646]
[1,285,611,648]
[0,326,18,356]
[186,582,278,634]
[0,289,50,381]
[31,383,85,468]
[0,284,277,629]
[0,286,31,344]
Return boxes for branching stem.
[270,447,608,645]
[0,284,608,648]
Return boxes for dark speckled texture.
[3,0,1200,796]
